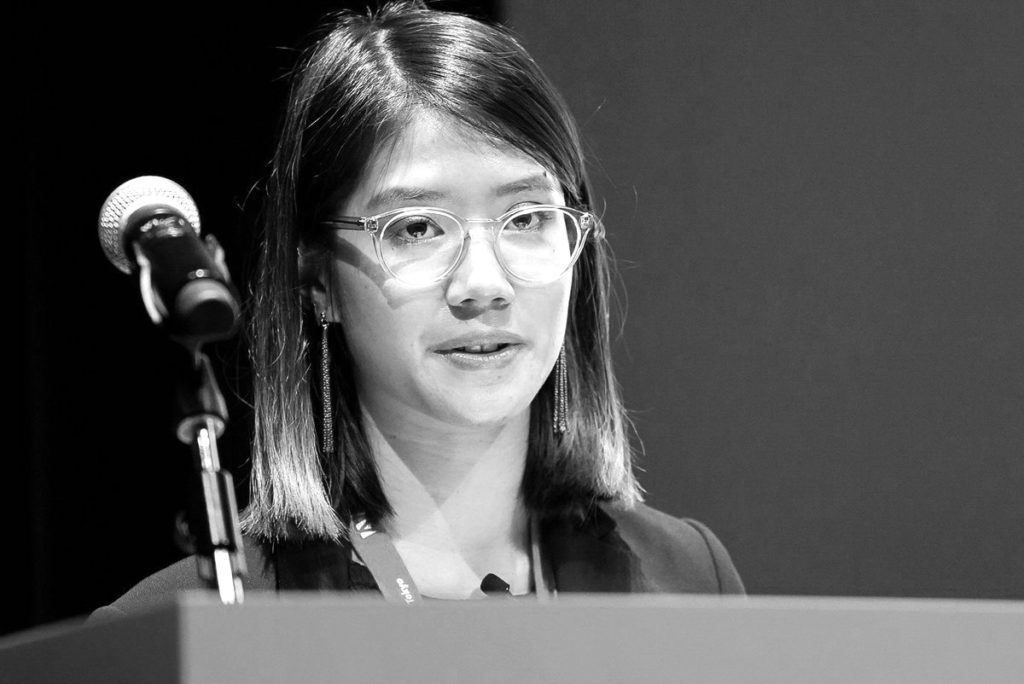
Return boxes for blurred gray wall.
[504,0,1023,597]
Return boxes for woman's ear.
[298,246,336,322]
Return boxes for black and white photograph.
[7,1,1023,681]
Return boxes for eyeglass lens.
[378,208,582,284]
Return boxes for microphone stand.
[174,345,246,604]
[100,177,246,604]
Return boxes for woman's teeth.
[456,343,506,353]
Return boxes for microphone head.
[98,175,202,274]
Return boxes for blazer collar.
[540,504,649,593]
[270,504,649,594]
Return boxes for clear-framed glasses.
[321,204,600,286]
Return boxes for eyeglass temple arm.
[321,217,368,232]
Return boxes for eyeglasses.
[322,204,600,286]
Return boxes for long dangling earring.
[319,312,335,455]
[553,344,568,435]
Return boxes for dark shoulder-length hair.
[243,1,642,541]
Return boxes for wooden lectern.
[2,593,1021,683]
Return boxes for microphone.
[98,176,240,345]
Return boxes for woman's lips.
[434,342,523,369]
[430,332,526,353]
[430,332,527,369]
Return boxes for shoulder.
[600,502,746,594]
[89,538,277,622]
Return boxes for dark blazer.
[93,503,743,620]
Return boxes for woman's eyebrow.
[493,174,559,197]
[365,174,557,211]
[366,186,447,212]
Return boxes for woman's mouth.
[434,340,523,369]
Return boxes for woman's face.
[315,113,572,432]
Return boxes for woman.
[97,1,742,615]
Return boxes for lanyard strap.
[530,514,555,602]
[348,517,423,605]
[347,515,555,605]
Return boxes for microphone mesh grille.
[98,175,202,274]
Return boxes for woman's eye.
[390,216,445,242]
[508,211,543,232]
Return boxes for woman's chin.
[426,390,534,430]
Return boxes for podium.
[2,593,1021,683]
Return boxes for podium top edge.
[4,591,1021,648]
[171,590,1024,613]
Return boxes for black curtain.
[12,1,497,637]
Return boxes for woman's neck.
[361,408,532,597]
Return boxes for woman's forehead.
[342,114,564,215]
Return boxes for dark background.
[11,0,1022,636]
[505,0,1023,599]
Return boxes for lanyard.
[347,515,555,605]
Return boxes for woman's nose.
[444,229,515,313]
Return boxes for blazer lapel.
[541,506,651,593]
